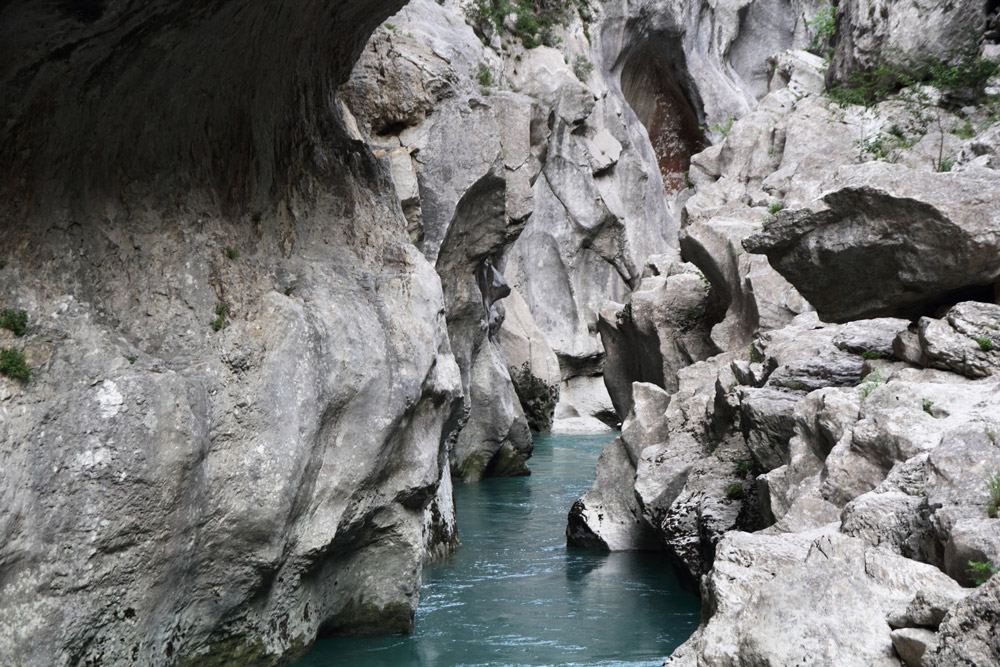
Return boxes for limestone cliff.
[0,1,463,664]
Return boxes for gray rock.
[923,574,1000,666]
[497,286,561,432]
[828,0,987,88]
[910,302,1000,379]
[599,261,718,419]
[890,628,937,667]
[745,164,1000,322]
[668,531,963,667]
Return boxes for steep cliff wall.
[0,2,468,664]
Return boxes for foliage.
[705,117,735,137]
[768,201,784,215]
[936,156,955,172]
[0,308,28,336]
[921,398,934,415]
[224,246,240,260]
[733,457,753,477]
[861,350,882,360]
[725,483,745,501]
[464,0,577,49]
[806,4,836,59]
[988,470,1000,519]
[210,304,231,332]
[572,55,594,81]
[828,45,999,109]
[749,343,763,364]
[859,366,883,400]
[967,560,1000,585]
[127,354,137,364]
[477,63,495,94]
[0,347,31,381]
[973,335,994,352]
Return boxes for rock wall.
[0,1,471,664]
[571,5,1000,663]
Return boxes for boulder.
[923,574,1000,666]
[745,163,1000,322]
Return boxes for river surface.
[294,432,700,666]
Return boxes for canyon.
[1,0,998,665]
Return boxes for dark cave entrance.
[620,47,704,197]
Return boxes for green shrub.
[768,201,784,215]
[725,483,745,501]
[0,309,28,336]
[477,63,495,93]
[464,0,569,48]
[967,560,1000,585]
[733,457,753,477]
[921,398,934,415]
[210,304,231,332]
[572,55,594,81]
[859,366,883,400]
[127,354,138,364]
[988,471,1000,519]
[224,246,240,260]
[0,347,31,381]
[973,335,994,352]
[861,350,882,360]
[806,4,836,59]
[749,343,763,364]
[828,46,999,109]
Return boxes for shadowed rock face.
[621,48,704,196]
[1,0,410,210]
[0,2,481,665]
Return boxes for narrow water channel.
[295,432,700,666]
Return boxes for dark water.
[294,432,700,667]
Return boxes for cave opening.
[620,46,704,197]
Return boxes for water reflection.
[293,433,699,667]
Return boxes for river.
[293,432,699,666]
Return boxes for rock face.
[744,164,1000,322]
[342,2,538,481]
[829,0,988,86]
[569,5,1000,662]
[0,0,475,664]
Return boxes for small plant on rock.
[224,246,240,260]
[967,560,1000,585]
[477,63,495,95]
[921,398,934,415]
[987,471,1000,519]
[572,55,594,81]
[768,201,784,215]
[749,343,764,364]
[210,304,231,332]
[733,457,753,477]
[806,3,836,59]
[0,347,31,381]
[861,350,883,360]
[127,355,138,364]
[725,483,745,501]
[859,366,883,400]
[0,309,28,336]
[973,335,994,352]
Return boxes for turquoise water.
[294,432,700,667]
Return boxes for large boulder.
[745,163,1000,322]
[667,530,965,667]
[599,259,717,419]
[567,383,668,551]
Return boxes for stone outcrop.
[745,164,1000,322]
[570,9,1000,663]
[828,0,988,86]
[0,1,472,664]
[342,1,539,481]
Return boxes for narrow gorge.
[1,0,999,665]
